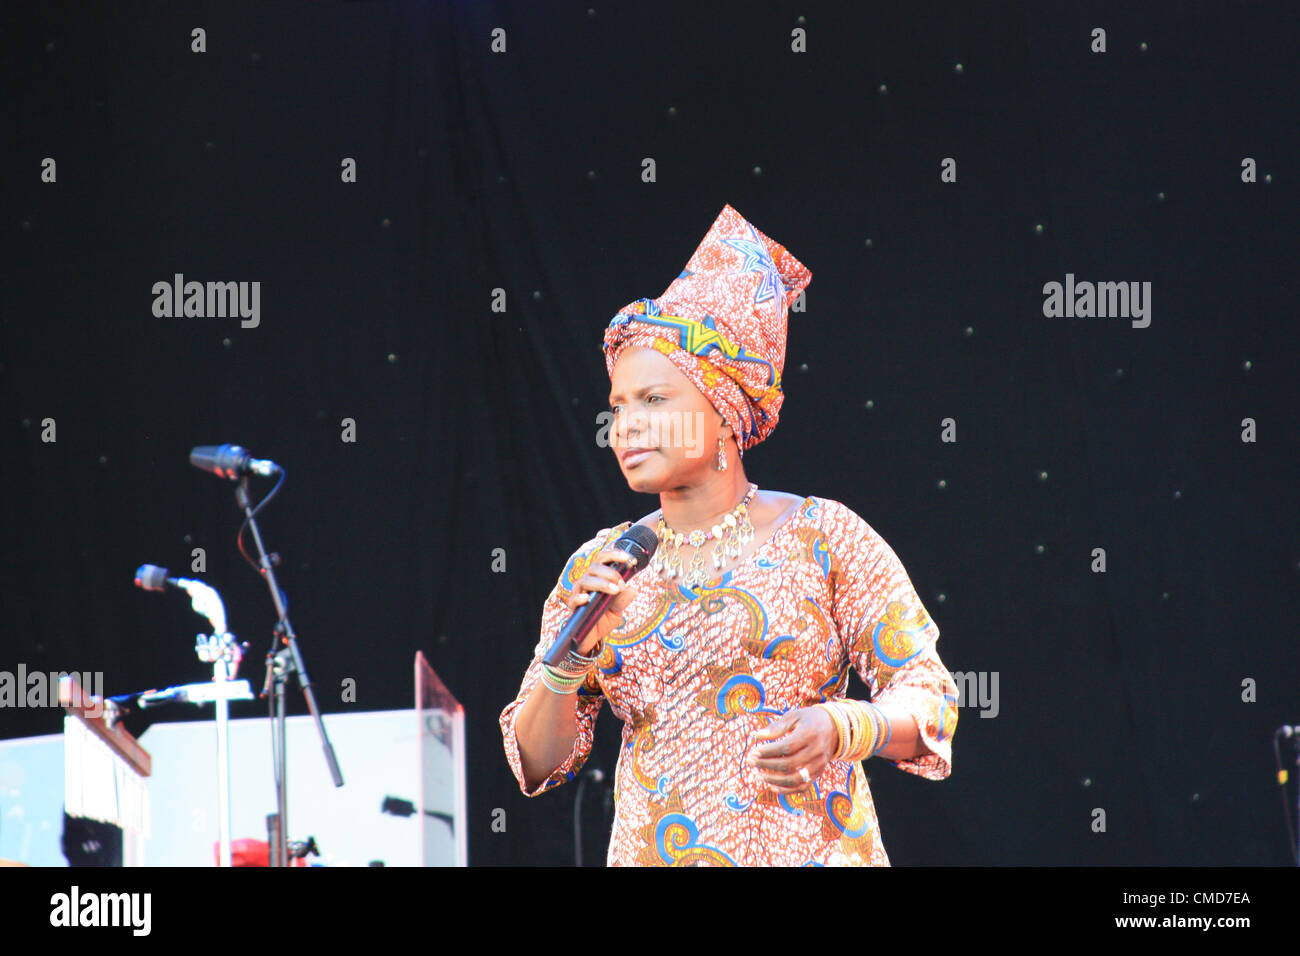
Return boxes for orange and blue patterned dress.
[499,495,958,866]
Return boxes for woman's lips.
[620,448,655,467]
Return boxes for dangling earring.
[716,434,727,471]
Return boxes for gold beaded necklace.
[650,483,758,589]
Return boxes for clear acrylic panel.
[415,651,466,866]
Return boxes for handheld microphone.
[189,444,282,479]
[542,524,658,668]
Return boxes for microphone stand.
[234,476,343,867]
[196,633,249,868]
[116,667,255,866]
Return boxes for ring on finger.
[798,767,811,784]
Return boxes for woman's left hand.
[747,706,838,794]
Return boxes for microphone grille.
[134,564,169,592]
[615,523,659,569]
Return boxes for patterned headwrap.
[602,203,811,456]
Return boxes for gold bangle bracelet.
[821,703,850,759]
[841,700,860,760]
[842,697,863,759]
[865,701,891,758]
[861,700,886,760]
[840,700,859,760]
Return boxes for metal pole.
[215,652,233,868]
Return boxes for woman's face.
[608,346,726,493]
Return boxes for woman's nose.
[617,408,648,443]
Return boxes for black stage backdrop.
[2,1,1296,867]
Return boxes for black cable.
[235,469,290,620]
[234,469,292,674]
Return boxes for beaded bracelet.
[550,647,600,678]
[540,664,586,695]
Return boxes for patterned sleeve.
[826,502,958,780]
[499,522,632,797]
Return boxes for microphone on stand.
[133,564,187,592]
[134,565,229,635]
[542,524,658,667]
[189,444,282,480]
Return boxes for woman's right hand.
[562,547,640,656]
